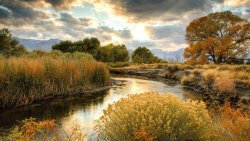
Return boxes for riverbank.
[0,76,197,138]
[110,64,250,110]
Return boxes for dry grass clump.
[201,68,250,89]
[233,71,249,80]
[0,57,110,108]
[181,74,195,86]
[96,92,216,141]
[214,78,236,94]
[1,118,86,141]
[201,70,239,96]
[213,103,250,141]
[202,69,219,81]
[180,65,250,109]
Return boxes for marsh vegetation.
[0,54,110,108]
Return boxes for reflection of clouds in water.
[58,76,199,139]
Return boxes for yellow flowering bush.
[95,92,216,141]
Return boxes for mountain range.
[15,37,60,51]
[151,48,185,62]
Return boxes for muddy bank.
[110,67,250,109]
[111,68,166,78]
[110,67,190,80]
[0,79,121,111]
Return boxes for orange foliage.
[3,118,86,141]
[6,118,57,141]
[184,11,249,65]
[214,103,250,141]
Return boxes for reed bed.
[0,56,110,108]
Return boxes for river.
[0,76,200,140]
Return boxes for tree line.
[0,28,163,64]
[0,28,27,57]
[52,40,164,63]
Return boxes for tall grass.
[0,56,110,108]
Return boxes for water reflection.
[0,76,200,139]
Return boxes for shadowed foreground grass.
[1,118,86,141]
[0,56,110,108]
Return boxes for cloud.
[0,0,249,52]
[84,26,132,43]
[124,40,156,49]
[124,39,187,51]
[21,0,78,9]
[106,0,219,22]
[145,24,185,42]
[59,13,91,26]
[45,0,77,9]
[0,6,11,18]
[223,0,250,7]
[0,0,48,26]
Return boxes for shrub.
[181,74,195,86]
[164,70,174,78]
[213,103,250,141]
[202,70,218,81]
[107,62,130,68]
[214,78,236,94]
[95,92,216,141]
[1,118,86,141]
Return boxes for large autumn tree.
[184,11,250,64]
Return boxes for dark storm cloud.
[0,0,47,19]
[0,6,11,18]
[45,0,77,9]
[107,0,223,22]
[60,13,91,26]
[99,26,132,39]
[0,0,48,26]
[60,12,82,24]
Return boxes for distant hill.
[15,37,60,51]
[151,48,185,62]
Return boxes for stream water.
[0,76,200,140]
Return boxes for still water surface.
[0,76,200,140]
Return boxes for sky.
[0,0,249,51]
